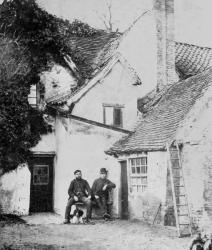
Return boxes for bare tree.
[95,0,118,32]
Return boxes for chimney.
[153,0,175,91]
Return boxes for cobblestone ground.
[0,213,190,250]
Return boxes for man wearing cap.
[92,168,116,219]
[64,170,92,224]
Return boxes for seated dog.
[70,205,84,224]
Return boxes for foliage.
[0,0,101,77]
[0,0,102,173]
[0,35,48,173]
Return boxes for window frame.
[102,103,124,128]
[28,84,38,108]
[33,164,49,185]
[128,155,148,193]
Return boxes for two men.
[64,168,116,224]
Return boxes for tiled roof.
[67,31,121,78]
[175,42,212,79]
[47,33,212,105]
[107,68,212,154]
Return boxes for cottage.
[107,68,212,234]
[1,0,212,225]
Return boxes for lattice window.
[33,165,49,185]
[129,156,148,192]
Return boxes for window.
[129,156,148,192]
[103,104,124,128]
[33,165,49,185]
[28,85,37,107]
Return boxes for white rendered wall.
[0,164,31,215]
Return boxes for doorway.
[29,154,54,212]
[120,160,129,219]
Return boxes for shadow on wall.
[164,206,176,226]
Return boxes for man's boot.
[63,219,70,224]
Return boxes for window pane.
[136,158,141,165]
[131,167,135,174]
[136,167,141,174]
[141,157,147,165]
[114,108,122,127]
[131,159,136,166]
[28,85,37,106]
[141,177,147,185]
[131,178,137,185]
[33,165,49,185]
[141,165,147,174]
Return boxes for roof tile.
[108,68,212,154]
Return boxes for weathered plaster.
[0,164,30,215]
[175,84,212,229]
[118,151,167,222]
[72,61,143,131]
[53,118,122,217]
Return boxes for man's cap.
[74,170,81,175]
[100,168,107,174]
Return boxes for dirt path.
[0,214,190,250]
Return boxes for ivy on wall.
[0,0,100,174]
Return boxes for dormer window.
[103,104,124,128]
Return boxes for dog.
[70,205,84,224]
[204,238,212,250]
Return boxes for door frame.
[119,160,129,219]
[29,151,55,213]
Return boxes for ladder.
[166,142,192,237]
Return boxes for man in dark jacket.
[64,170,92,224]
[92,168,116,219]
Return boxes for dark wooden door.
[29,155,54,212]
[120,160,129,219]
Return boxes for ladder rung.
[171,158,179,160]
[179,223,190,225]
[176,194,186,197]
[173,167,181,169]
[176,204,187,206]
[178,214,189,216]
[175,185,184,187]
[174,176,182,178]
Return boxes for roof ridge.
[122,10,151,38]
[175,41,212,50]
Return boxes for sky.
[1,0,212,47]
[35,0,212,47]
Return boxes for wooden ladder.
[166,142,192,237]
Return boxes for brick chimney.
[153,0,175,91]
